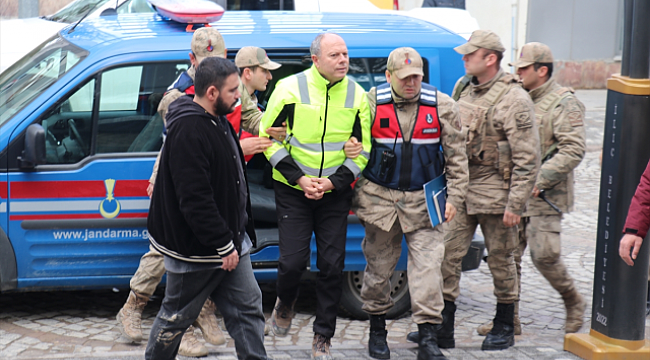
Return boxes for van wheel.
[338,270,411,320]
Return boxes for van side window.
[39,62,189,165]
[96,62,189,154]
[41,79,95,164]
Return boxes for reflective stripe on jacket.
[363,82,444,190]
[261,65,371,190]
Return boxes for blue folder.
[424,173,447,228]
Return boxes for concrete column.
[18,0,39,18]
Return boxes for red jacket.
[623,159,650,238]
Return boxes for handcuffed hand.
[297,176,323,200]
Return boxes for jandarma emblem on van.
[99,179,121,219]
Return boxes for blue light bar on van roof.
[147,0,224,24]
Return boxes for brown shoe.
[193,298,226,345]
[178,325,208,357]
[271,297,295,336]
[312,333,333,360]
[477,315,521,336]
[562,288,586,333]
[116,290,149,343]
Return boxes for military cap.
[191,27,226,64]
[509,42,554,68]
[454,29,506,55]
[387,47,424,79]
[235,46,281,70]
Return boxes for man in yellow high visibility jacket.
[260,32,371,359]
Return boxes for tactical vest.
[363,83,444,191]
[457,74,518,187]
[534,86,574,162]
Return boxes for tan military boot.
[312,333,333,360]
[193,298,226,345]
[477,317,521,336]
[178,326,208,357]
[116,290,149,343]
[271,297,295,336]
[562,288,586,333]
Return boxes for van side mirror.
[19,124,46,168]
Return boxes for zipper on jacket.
[319,89,330,177]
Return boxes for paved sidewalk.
[1,90,649,360]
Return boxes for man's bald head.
[311,33,349,83]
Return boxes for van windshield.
[0,35,88,127]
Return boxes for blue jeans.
[144,254,267,360]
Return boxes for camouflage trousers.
[130,245,166,296]
[360,219,445,324]
[441,202,518,304]
[515,215,575,296]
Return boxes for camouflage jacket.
[455,69,540,215]
[352,86,469,233]
[524,79,586,216]
[239,81,262,135]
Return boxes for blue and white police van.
[0,6,483,319]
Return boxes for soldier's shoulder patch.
[568,111,584,127]
[515,111,532,129]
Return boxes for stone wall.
[0,0,75,18]
[554,60,621,89]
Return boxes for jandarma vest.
[363,83,444,191]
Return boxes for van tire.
[338,270,411,320]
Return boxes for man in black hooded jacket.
[145,57,268,360]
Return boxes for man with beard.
[145,56,268,360]
[118,29,282,356]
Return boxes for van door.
[6,60,189,290]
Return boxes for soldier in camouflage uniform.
[476,42,586,336]
[353,48,468,360]
[409,30,540,351]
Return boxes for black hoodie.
[147,95,256,263]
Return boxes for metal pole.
[564,0,650,358]
[620,0,633,76]
[629,0,650,78]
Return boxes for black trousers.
[274,181,353,338]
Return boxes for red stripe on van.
[10,180,149,199]
[10,212,148,221]
[0,182,7,199]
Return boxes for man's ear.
[205,85,219,101]
[311,54,319,68]
[385,70,392,83]
[485,53,498,68]
[189,52,198,68]
[538,65,549,79]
